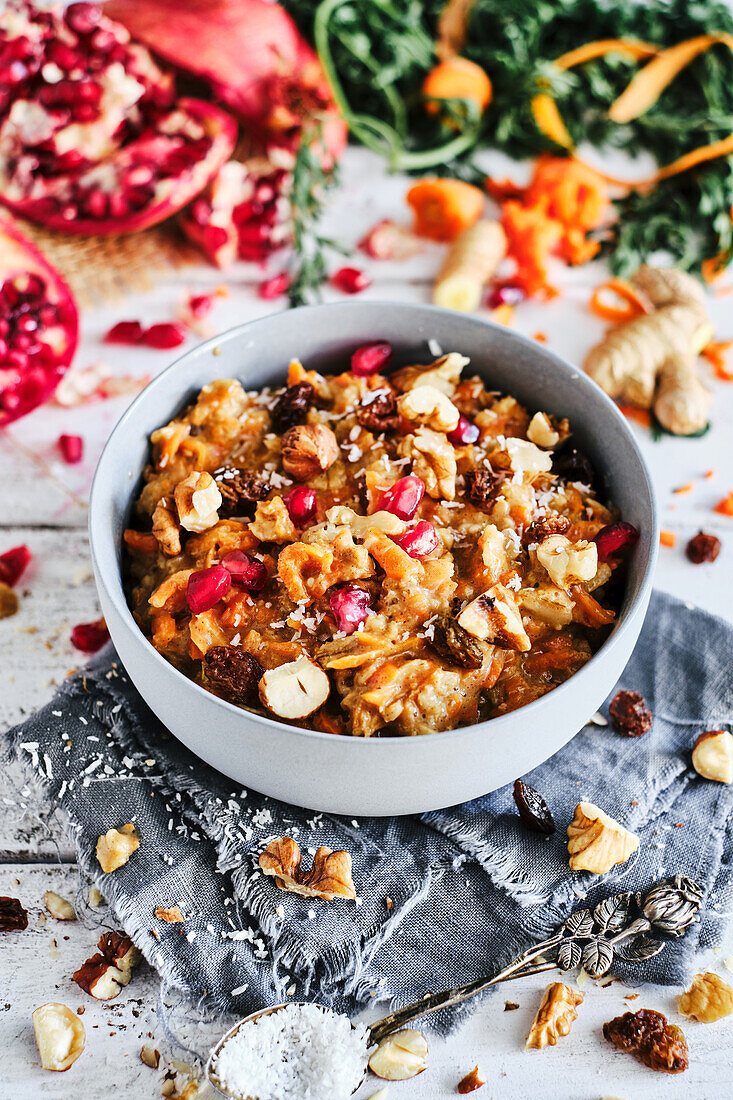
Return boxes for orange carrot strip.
[423,56,492,115]
[713,492,733,516]
[553,38,659,70]
[617,403,652,428]
[702,251,731,284]
[530,93,573,149]
[590,278,653,323]
[609,34,733,123]
[407,178,484,242]
[672,483,694,495]
[660,530,677,547]
[701,340,733,381]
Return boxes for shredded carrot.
[673,482,694,495]
[500,199,562,298]
[713,492,733,516]
[704,469,715,480]
[617,403,652,428]
[701,340,733,381]
[702,250,731,284]
[422,56,492,116]
[608,34,733,123]
[530,93,573,149]
[407,178,484,242]
[533,331,547,342]
[660,530,677,547]
[590,278,652,323]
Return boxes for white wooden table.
[2,148,733,1100]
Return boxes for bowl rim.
[90,300,659,752]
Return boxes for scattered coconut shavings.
[212,1004,368,1100]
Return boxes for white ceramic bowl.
[89,302,658,816]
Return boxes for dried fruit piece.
[368,1030,428,1080]
[58,434,83,464]
[457,1065,485,1092]
[685,531,721,564]
[221,551,267,593]
[526,982,583,1049]
[70,618,109,653]
[465,468,501,508]
[186,565,232,614]
[552,447,595,486]
[259,836,356,900]
[281,423,339,481]
[217,472,270,518]
[567,801,639,874]
[204,646,263,705]
[0,544,31,587]
[378,475,425,520]
[259,656,330,719]
[594,521,640,563]
[330,586,371,635]
[603,1009,688,1073]
[679,972,733,1022]
[525,513,571,544]
[351,341,393,377]
[513,779,555,835]
[0,581,19,619]
[96,824,139,873]
[331,266,371,294]
[0,217,78,425]
[356,391,399,432]
[691,730,733,783]
[33,1003,85,1071]
[73,930,141,1000]
[0,895,28,931]
[431,616,484,669]
[43,891,76,921]
[609,690,652,737]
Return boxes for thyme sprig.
[286,123,345,307]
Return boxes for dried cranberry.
[331,266,371,294]
[141,323,186,350]
[70,617,109,653]
[271,382,315,432]
[58,433,83,464]
[552,447,595,486]
[351,341,393,377]
[685,531,721,564]
[448,414,480,446]
[394,520,440,558]
[512,779,555,834]
[259,272,290,300]
[603,1010,688,1074]
[378,475,425,520]
[221,551,267,593]
[204,646,263,704]
[0,545,32,587]
[330,586,371,635]
[186,565,231,614]
[487,283,525,309]
[284,486,317,527]
[594,521,640,563]
[609,689,652,737]
[105,320,144,345]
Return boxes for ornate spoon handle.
[368,874,702,1047]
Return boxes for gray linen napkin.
[4,590,733,1030]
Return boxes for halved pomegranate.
[0,214,78,425]
[0,2,237,236]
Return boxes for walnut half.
[679,972,733,1022]
[567,801,639,874]
[526,982,583,1049]
[174,472,222,533]
[258,836,356,901]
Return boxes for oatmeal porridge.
[123,346,638,736]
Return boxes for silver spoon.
[206,874,700,1098]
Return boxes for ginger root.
[433,219,506,312]
[584,265,713,435]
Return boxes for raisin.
[0,896,28,931]
[552,447,595,486]
[512,778,556,834]
[204,647,264,705]
[609,689,652,737]
[271,382,315,432]
[356,391,399,432]
[216,471,270,517]
[525,513,570,544]
[603,1009,688,1073]
[431,616,484,669]
[685,531,721,564]
[465,467,502,509]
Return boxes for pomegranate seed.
[187,293,214,319]
[142,323,186,350]
[259,272,290,300]
[487,283,525,309]
[330,586,371,635]
[284,486,317,527]
[70,617,109,653]
[331,266,371,295]
[186,565,231,613]
[221,551,267,593]
[393,520,440,558]
[0,544,32,587]
[351,341,393,377]
[448,414,480,446]
[378,475,425,521]
[58,433,83,464]
[65,4,103,35]
[105,320,144,345]
[594,521,640,563]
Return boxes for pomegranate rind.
[0,214,78,426]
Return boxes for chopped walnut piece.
[259,656,330,719]
[281,424,339,481]
[385,896,394,911]
[567,801,639,874]
[527,412,560,449]
[140,1043,161,1069]
[154,906,186,924]
[397,384,460,432]
[152,497,181,556]
[609,689,653,737]
[258,836,356,901]
[43,891,76,921]
[88,887,105,908]
[0,581,19,619]
[32,1003,85,1071]
[526,982,583,1049]
[0,895,28,931]
[457,1065,485,1092]
[174,472,222,533]
[325,505,405,538]
[458,585,531,652]
[535,535,598,590]
[685,531,721,564]
[399,427,456,500]
[249,496,298,543]
[503,437,553,475]
[603,1009,688,1073]
[679,972,733,1022]
[216,471,270,517]
[519,584,574,629]
[390,352,468,395]
[368,1029,428,1080]
[73,931,141,1000]
[96,824,140,873]
[692,730,733,783]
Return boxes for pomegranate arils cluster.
[259,272,290,300]
[330,586,371,635]
[70,617,109,653]
[0,543,31,587]
[187,564,231,613]
[221,550,267,593]
[394,520,439,558]
[379,475,425,521]
[594,521,639,563]
[351,341,392,377]
[284,486,317,527]
[105,320,186,349]
[448,414,479,446]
